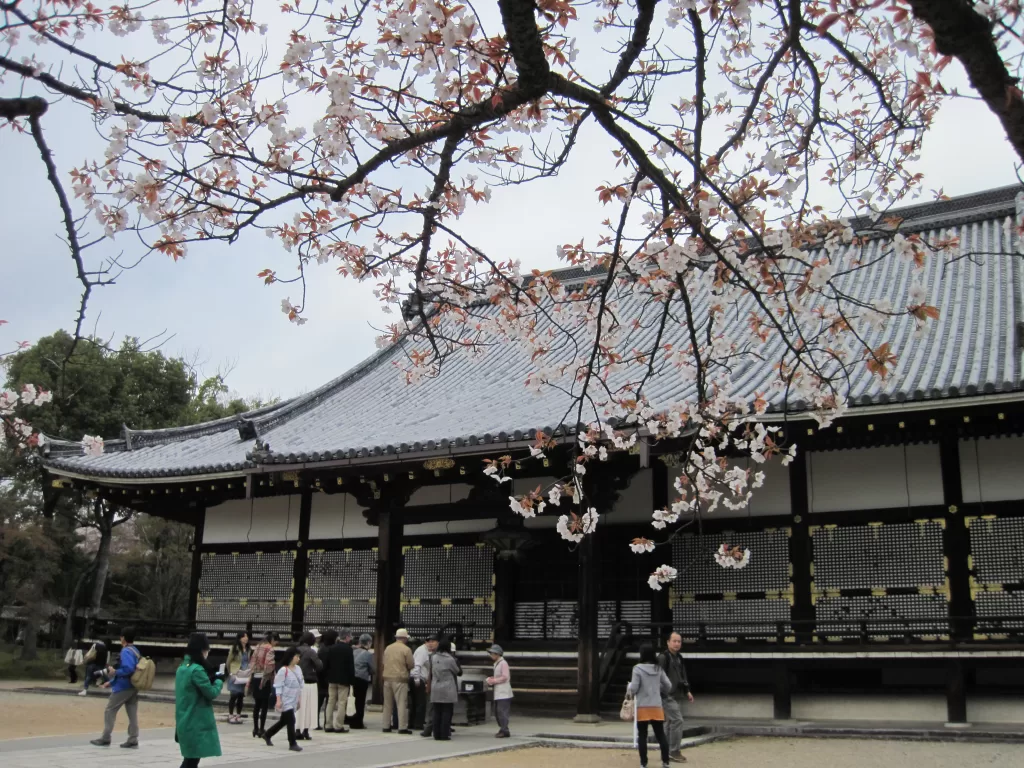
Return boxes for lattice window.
[400,544,494,643]
[672,598,790,639]
[598,600,651,639]
[400,603,494,642]
[974,592,1024,630]
[303,548,377,632]
[196,551,294,633]
[513,600,578,640]
[969,517,1024,586]
[815,593,948,635]
[671,529,790,594]
[812,521,944,590]
[403,544,493,600]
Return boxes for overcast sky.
[2,11,1021,417]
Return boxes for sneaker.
[337,727,350,733]
[496,732,510,738]
[89,739,110,747]
[289,744,303,752]
[669,753,687,763]
[78,690,88,697]
[324,727,336,733]
[398,728,413,735]
[120,742,138,749]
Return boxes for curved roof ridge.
[122,398,293,448]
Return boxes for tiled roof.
[44,186,1024,480]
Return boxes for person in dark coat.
[295,630,323,740]
[174,633,225,768]
[347,634,374,729]
[321,627,355,733]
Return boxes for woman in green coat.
[175,633,225,768]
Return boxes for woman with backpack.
[263,646,304,752]
[247,631,277,738]
[225,631,251,724]
[174,633,225,768]
[626,645,673,768]
[428,639,462,741]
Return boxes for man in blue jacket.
[90,627,141,748]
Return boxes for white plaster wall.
[309,492,376,540]
[407,484,472,506]
[808,443,942,513]
[960,436,1024,503]
[203,496,301,543]
[403,518,498,536]
[791,693,946,721]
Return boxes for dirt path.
[0,690,177,739]
[430,738,1024,768]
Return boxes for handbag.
[346,691,357,717]
[619,693,635,722]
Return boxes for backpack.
[126,647,156,690]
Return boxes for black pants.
[67,664,78,683]
[411,682,428,730]
[347,678,369,728]
[252,682,273,732]
[637,720,669,767]
[316,680,328,727]
[265,709,297,745]
[228,693,245,715]
[180,759,200,768]
[432,702,453,740]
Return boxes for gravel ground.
[0,689,177,739]
[428,738,1024,768]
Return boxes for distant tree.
[2,330,261,655]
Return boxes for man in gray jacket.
[658,632,694,763]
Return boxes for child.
[263,647,304,752]
[485,644,513,738]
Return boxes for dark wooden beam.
[493,554,517,646]
[788,451,814,642]
[649,458,672,644]
[291,488,313,639]
[946,658,968,724]
[773,661,792,720]
[575,530,601,722]
[187,505,206,633]
[940,437,972,648]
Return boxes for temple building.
[43,186,1024,724]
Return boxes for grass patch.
[0,645,66,680]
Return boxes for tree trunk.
[20,611,40,661]
[86,504,114,636]
[62,564,92,650]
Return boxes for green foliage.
[105,515,194,623]
[0,645,65,680]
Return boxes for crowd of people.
[71,626,517,767]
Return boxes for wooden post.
[187,506,206,633]
[939,437,972,645]
[946,658,968,724]
[649,459,672,645]
[373,506,404,705]
[575,529,601,722]
[773,661,792,720]
[493,555,517,645]
[788,451,814,642]
[290,489,313,640]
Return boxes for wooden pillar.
[788,451,814,642]
[291,489,313,639]
[946,658,968,724]
[373,506,404,705]
[772,661,792,720]
[187,506,206,633]
[575,530,601,722]
[493,555,517,646]
[649,459,672,645]
[940,437,972,645]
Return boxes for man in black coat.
[321,628,356,733]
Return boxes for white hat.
[309,628,322,639]
[395,628,410,639]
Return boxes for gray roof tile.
[45,186,1024,480]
